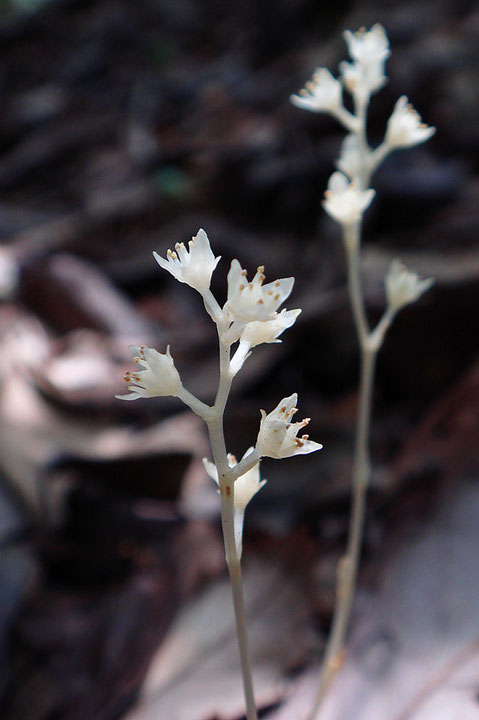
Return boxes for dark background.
[0,0,478,718]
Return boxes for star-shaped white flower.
[323,171,375,226]
[290,68,343,114]
[153,228,220,295]
[385,260,434,312]
[256,393,322,460]
[385,96,436,149]
[224,259,294,326]
[344,24,390,68]
[116,345,182,400]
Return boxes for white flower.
[256,393,323,460]
[344,24,390,68]
[203,448,266,511]
[341,24,390,100]
[153,228,220,295]
[290,68,343,114]
[340,58,387,101]
[224,259,294,326]
[239,308,301,347]
[116,345,182,400]
[323,171,375,226]
[385,96,436,149]
[385,260,434,312]
[336,133,364,180]
[203,448,266,557]
[230,309,301,374]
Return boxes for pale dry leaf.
[0,371,206,512]
[268,479,479,720]
[126,558,313,720]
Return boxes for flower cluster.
[291,24,435,229]
[118,229,322,515]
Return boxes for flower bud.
[385,260,434,312]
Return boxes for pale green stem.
[231,446,261,481]
[309,346,376,718]
[354,97,370,190]
[309,219,379,720]
[368,141,391,179]
[177,386,212,420]
[203,288,224,324]
[206,330,258,720]
[369,305,396,351]
[332,106,361,134]
[344,223,369,342]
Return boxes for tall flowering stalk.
[291,25,434,717]
[117,229,322,720]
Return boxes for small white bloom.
[290,68,343,114]
[229,309,302,374]
[203,448,266,557]
[344,24,390,67]
[385,260,434,312]
[153,228,220,295]
[224,259,294,325]
[116,345,182,400]
[323,171,375,226]
[256,393,323,460]
[203,448,267,511]
[341,24,390,100]
[239,308,301,348]
[385,96,436,149]
[340,58,387,101]
[336,133,364,180]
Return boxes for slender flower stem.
[310,220,379,720]
[206,329,258,720]
[354,97,370,190]
[344,223,369,343]
[231,447,261,481]
[309,346,376,718]
[178,386,212,420]
[228,557,258,720]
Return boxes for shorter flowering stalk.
[291,24,435,719]
[117,228,321,720]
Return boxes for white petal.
[115,392,143,401]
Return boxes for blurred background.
[0,0,478,718]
